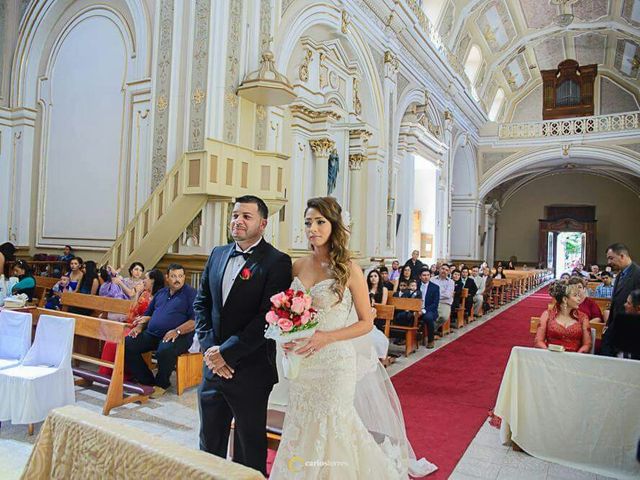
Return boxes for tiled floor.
[0,289,623,479]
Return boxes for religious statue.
[328,150,340,195]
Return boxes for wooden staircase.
[101,139,288,269]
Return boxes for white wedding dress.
[269,278,437,479]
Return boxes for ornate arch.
[479,146,640,198]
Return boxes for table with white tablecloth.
[494,346,640,480]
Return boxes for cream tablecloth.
[495,347,640,480]
[21,405,264,480]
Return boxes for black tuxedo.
[194,239,292,474]
[601,262,640,356]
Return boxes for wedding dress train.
[269,278,437,479]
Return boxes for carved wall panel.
[223,0,242,143]
[151,0,175,188]
[188,0,211,151]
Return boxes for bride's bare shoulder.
[347,260,365,284]
[292,256,312,277]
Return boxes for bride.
[269,197,437,479]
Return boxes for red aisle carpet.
[391,286,551,479]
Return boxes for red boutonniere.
[239,267,252,280]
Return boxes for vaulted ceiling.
[434,0,640,120]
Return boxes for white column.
[348,153,365,254]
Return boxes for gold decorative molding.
[349,128,372,143]
[384,50,399,70]
[341,10,350,34]
[256,104,267,120]
[309,138,336,157]
[319,53,328,88]
[348,153,366,170]
[289,104,342,122]
[443,109,453,122]
[157,95,168,113]
[299,48,313,82]
[191,87,205,105]
[353,78,362,116]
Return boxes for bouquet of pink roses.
[264,289,318,379]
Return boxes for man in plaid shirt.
[595,272,614,298]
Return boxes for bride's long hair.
[305,197,351,303]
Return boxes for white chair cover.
[0,310,32,369]
[0,314,76,424]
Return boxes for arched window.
[464,45,483,84]
[488,88,505,121]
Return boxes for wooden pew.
[590,297,610,313]
[374,303,395,338]
[455,288,468,329]
[61,292,203,396]
[34,276,59,307]
[387,297,422,356]
[31,307,151,415]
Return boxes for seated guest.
[367,269,388,305]
[460,267,478,315]
[404,250,424,280]
[378,266,395,292]
[11,260,36,300]
[506,260,515,270]
[389,260,401,284]
[429,264,438,276]
[390,279,421,342]
[568,276,603,323]
[125,264,196,397]
[99,266,129,320]
[589,264,601,281]
[114,262,145,299]
[78,260,100,295]
[595,272,614,298]
[44,274,71,310]
[471,266,486,316]
[399,265,414,284]
[99,269,165,377]
[420,267,440,348]
[493,265,506,279]
[560,272,571,281]
[58,245,74,263]
[615,289,640,360]
[534,281,591,353]
[393,280,409,298]
[0,242,16,276]
[482,266,493,310]
[451,269,463,310]
[67,257,84,292]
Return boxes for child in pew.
[391,279,422,344]
[44,274,71,310]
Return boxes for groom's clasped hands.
[204,346,235,379]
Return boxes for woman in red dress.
[98,269,165,377]
[567,276,603,322]
[535,281,591,353]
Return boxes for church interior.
[0,0,639,478]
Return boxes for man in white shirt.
[430,264,455,332]
[471,266,486,316]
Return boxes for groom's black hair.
[235,195,269,219]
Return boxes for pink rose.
[303,294,313,310]
[266,310,279,325]
[270,292,287,308]
[300,310,312,325]
[278,318,294,332]
[291,296,306,315]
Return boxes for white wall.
[40,15,127,246]
[495,172,640,265]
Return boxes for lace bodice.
[291,277,355,332]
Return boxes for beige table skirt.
[21,405,264,480]
[495,347,640,480]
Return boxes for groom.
[194,195,292,475]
